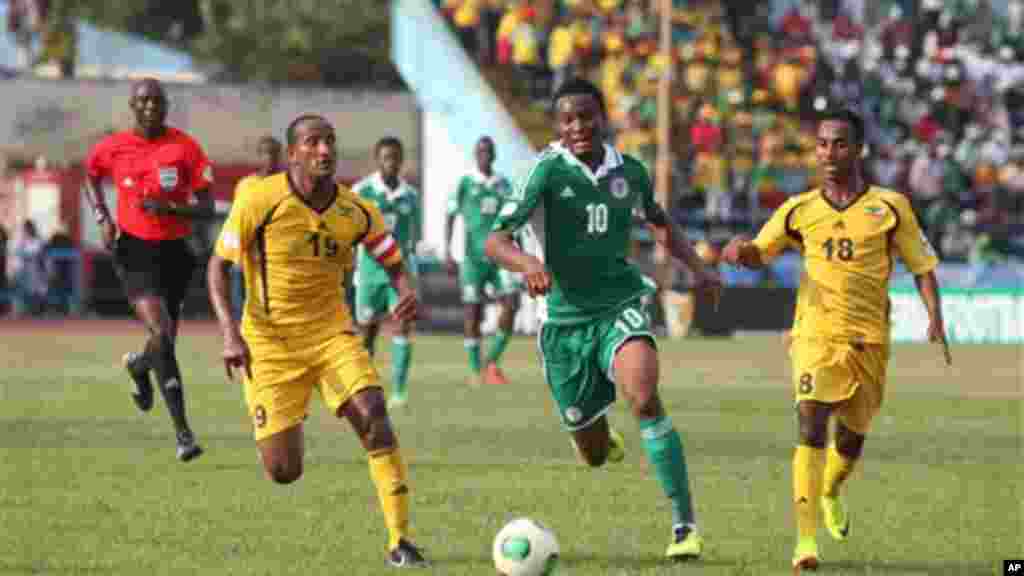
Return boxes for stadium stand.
[438,0,1024,264]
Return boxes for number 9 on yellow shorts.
[789,338,890,435]
[243,331,381,441]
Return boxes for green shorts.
[460,258,522,304]
[354,281,398,325]
[539,300,655,431]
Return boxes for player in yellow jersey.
[207,115,428,568]
[721,106,949,572]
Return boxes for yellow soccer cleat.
[791,537,819,572]
[607,427,625,463]
[665,524,703,561]
[821,494,850,541]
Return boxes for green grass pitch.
[0,321,1019,575]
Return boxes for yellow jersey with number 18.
[214,173,401,342]
[752,186,939,344]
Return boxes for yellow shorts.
[789,337,890,434]
[243,331,380,441]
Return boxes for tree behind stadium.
[72,0,401,87]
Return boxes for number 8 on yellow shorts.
[789,337,890,434]
[243,331,381,441]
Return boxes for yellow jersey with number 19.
[215,173,401,342]
[752,186,939,344]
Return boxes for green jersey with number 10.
[354,172,420,285]
[492,142,658,324]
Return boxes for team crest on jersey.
[610,177,629,199]
[864,205,885,218]
[565,407,583,424]
[158,166,179,191]
[253,405,267,428]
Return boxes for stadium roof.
[0,0,204,82]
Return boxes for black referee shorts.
[113,232,196,321]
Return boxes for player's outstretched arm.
[207,254,251,379]
[386,261,419,324]
[913,270,951,363]
[644,205,710,276]
[485,231,550,297]
[644,206,722,307]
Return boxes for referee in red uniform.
[84,78,214,462]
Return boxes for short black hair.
[818,105,864,144]
[552,77,606,116]
[130,77,166,100]
[375,136,403,156]
[286,114,329,146]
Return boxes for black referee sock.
[147,334,191,436]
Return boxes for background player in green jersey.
[445,136,522,387]
[486,78,722,562]
[354,137,420,408]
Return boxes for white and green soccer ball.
[492,517,560,576]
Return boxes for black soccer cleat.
[122,352,154,412]
[176,429,203,462]
[387,539,429,568]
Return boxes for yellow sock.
[793,445,826,541]
[823,445,856,498]
[369,447,410,551]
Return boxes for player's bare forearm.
[485,231,532,274]
[445,214,457,258]
[647,220,707,276]
[206,254,238,337]
[914,270,943,320]
[386,261,414,295]
[85,177,112,221]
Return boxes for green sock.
[484,330,511,365]
[465,338,481,373]
[391,337,411,398]
[640,416,695,527]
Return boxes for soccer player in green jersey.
[445,136,522,387]
[486,78,722,561]
[353,137,421,408]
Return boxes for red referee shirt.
[86,127,213,241]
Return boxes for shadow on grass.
[823,559,994,575]
[561,553,739,569]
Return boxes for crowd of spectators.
[439,0,1024,263]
